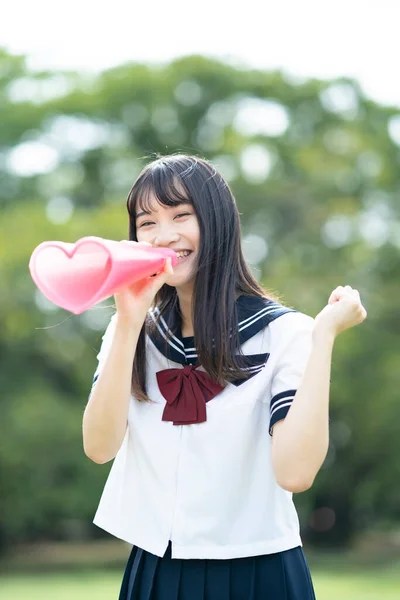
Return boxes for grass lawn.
[0,570,121,600]
[313,569,400,600]
[0,567,399,600]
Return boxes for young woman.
[83,154,367,600]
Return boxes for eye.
[138,212,192,227]
[138,221,153,228]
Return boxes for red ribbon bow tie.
[156,365,225,425]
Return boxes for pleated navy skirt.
[118,541,316,600]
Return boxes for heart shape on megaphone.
[29,236,178,314]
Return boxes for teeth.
[177,250,191,258]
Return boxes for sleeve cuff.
[269,389,297,436]
[89,374,99,397]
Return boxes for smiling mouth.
[150,251,193,277]
[176,251,193,262]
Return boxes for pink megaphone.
[29,236,178,314]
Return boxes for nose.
[152,226,180,247]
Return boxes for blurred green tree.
[1,48,399,551]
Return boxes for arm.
[82,314,144,464]
[82,248,174,465]
[271,285,366,493]
[271,326,334,493]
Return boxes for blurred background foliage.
[1,46,400,556]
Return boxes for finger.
[344,286,363,302]
[164,257,174,274]
[120,239,138,245]
[328,286,345,303]
[344,285,358,296]
[328,286,359,305]
[158,257,173,276]
[120,240,153,247]
[149,258,173,279]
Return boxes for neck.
[175,287,241,337]
[176,286,194,336]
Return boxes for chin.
[166,274,196,289]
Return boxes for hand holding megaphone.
[113,241,175,322]
[29,236,178,315]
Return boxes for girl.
[83,154,367,600]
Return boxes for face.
[135,195,200,291]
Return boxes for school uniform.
[91,295,317,599]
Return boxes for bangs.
[129,166,192,218]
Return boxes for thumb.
[328,286,346,305]
[149,257,174,285]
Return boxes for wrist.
[115,311,147,332]
[312,322,336,347]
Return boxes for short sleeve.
[89,313,118,396]
[269,312,315,435]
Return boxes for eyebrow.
[135,202,191,220]
[135,209,152,219]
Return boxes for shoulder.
[252,295,314,331]
[102,312,118,337]
[267,308,315,345]
[271,309,314,329]
[95,312,118,359]
[96,311,153,362]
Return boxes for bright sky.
[2,0,400,109]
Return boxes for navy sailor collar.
[148,295,295,366]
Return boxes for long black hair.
[126,153,278,401]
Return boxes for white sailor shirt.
[91,296,315,559]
